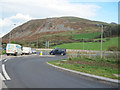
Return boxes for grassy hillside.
[2,16,118,50]
[73,32,101,40]
[52,37,119,51]
[2,16,107,43]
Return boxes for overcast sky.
[0,0,119,38]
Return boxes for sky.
[0,0,119,38]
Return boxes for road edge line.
[0,73,6,80]
[46,62,120,84]
[2,64,11,80]
[0,58,8,88]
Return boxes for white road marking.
[4,59,8,62]
[0,73,5,80]
[2,64,11,80]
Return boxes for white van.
[6,44,22,56]
[22,47,32,55]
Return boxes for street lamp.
[97,24,104,58]
[45,41,49,48]
[9,32,11,43]
[9,24,16,43]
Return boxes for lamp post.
[9,24,16,43]
[9,33,11,43]
[45,41,49,48]
[37,36,39,48]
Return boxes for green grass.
[52,37,119,50]
[71,56,119,65]
[0,50,1,55]
[48,57,119,80]
[73,32,101,40]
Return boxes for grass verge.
[48,57,119,80]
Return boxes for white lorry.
[22,47,32,55]
[6,44,22,56]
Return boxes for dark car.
[49,48,66,55]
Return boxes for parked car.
[6,44,22,56]
[22,47,32,55]
[32,49,37,54]
[49,48,66,55]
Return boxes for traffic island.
[39,55,55,57]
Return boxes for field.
[52,37,119,51]
[73,32,101,40]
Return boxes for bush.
[1,50,6,55]
[106,38,110,41]
[107,45,120,51]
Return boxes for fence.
[36,48,119,63]
[66,49,119,61]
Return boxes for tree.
[103,25,119,38]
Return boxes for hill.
[2,16,114,48]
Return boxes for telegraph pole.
[97,24,104,58]
[37,36,39,48]
[101,25,103,58]
[83,38,84,50]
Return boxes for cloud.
[0,13,32,37]
[69,0,119,2]
[1,0,100,18]
[0,13,32,27]
[10,13,32,20]
[0,0,101,37]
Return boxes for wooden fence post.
[77,51,79,57]
[89,50,91,59]
[67,52,69,60]
[81,51,83,59]
[104,50,106,60]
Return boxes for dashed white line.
[2,64,11,80]
[0,73,5,80]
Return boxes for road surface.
[1,55,118,88]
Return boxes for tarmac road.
[2,55,118,88]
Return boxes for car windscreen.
[59,49,66,51]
